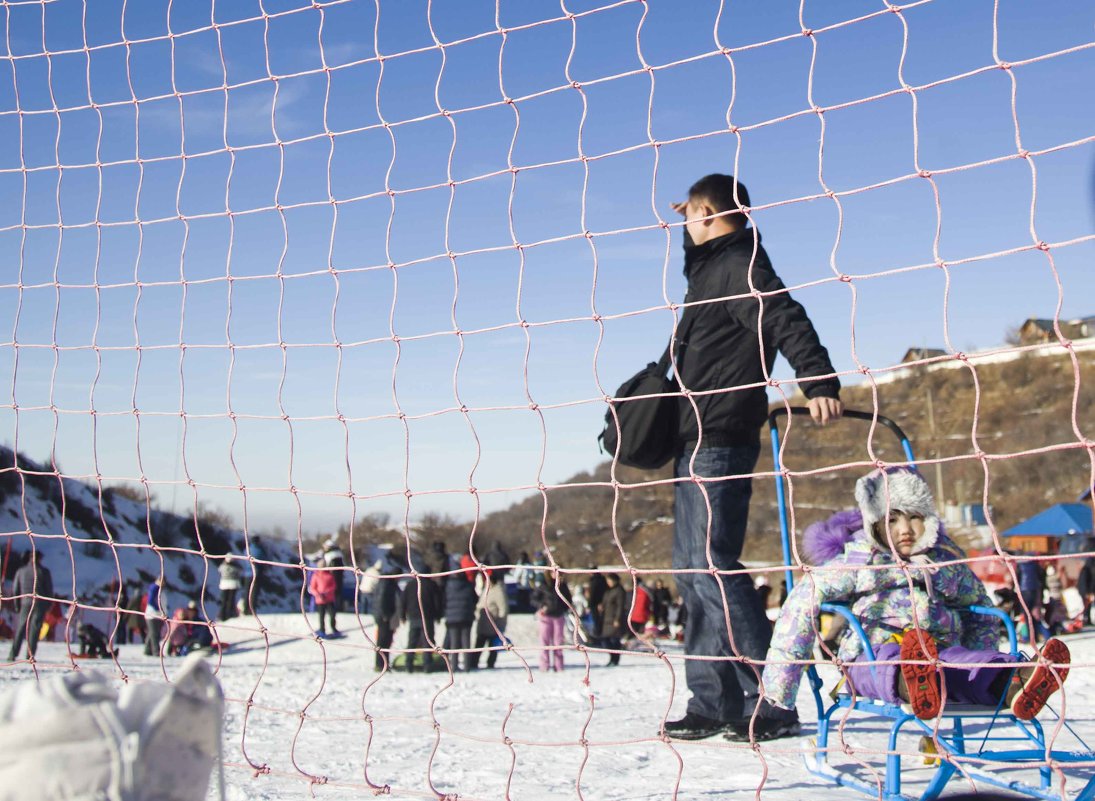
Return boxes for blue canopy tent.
[1003,502,1094,555]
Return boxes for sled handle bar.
[767,407,910,443]
[767,407,916,597]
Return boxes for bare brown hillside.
[472,349,1094,570]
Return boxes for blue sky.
[0,0,1092,534]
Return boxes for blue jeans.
[674,444,771,722]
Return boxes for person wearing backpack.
[660,175,842,739]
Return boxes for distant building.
[944,502,990,528]
[1018,316,1095,345]
[901,347,947,363]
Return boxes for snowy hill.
[0,446,302,623]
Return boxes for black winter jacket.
[532,580,573,618]
[674,227,840,445]
[1078,558,1095,597]
[444,574,479,625]
[399,578,442,628]
[371,573,401,625]
[598,584,627,639]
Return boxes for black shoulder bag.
[597,314,693,470]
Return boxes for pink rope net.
[0,0,1091,798]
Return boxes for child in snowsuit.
[729,467,1070,742]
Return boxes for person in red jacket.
[309,567,339,637]
[629,577,653,640]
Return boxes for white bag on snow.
[0,653,225,801]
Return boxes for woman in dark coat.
[444,554,480,670]
[598,573,627,666]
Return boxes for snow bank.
[2,613,1093,800]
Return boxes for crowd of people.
[362,540,512,672]
[994,553,1095,641]
[352,538,695,674]
[2,537,273,662]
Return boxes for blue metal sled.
[768,407,1094,801]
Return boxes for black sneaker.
[662,712,733,741]
[724,713,801,743]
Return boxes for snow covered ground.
[3,614,1094,801]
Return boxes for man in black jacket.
[662,174,842,741]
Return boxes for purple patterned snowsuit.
[761,518,1014,711]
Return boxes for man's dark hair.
[688,173,751,220]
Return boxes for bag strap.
[656,308,697,377]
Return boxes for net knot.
[1035,240,1050,251]
[729,125,740,134]
[999,61,1012,71]
[570,80,582,90]
[802,28,814,37]
[838,273,851,283]
[918,169,932,178]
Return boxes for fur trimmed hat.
[854,467,939,554]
